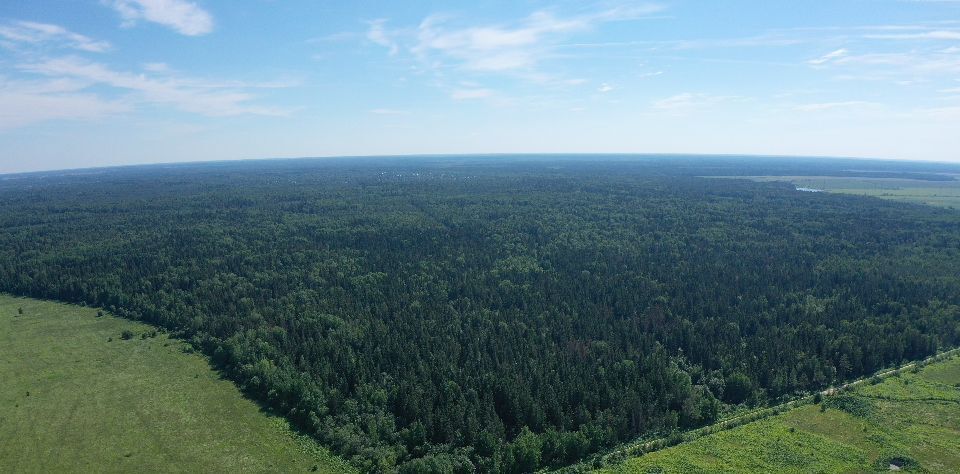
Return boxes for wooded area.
[1,157,958,472]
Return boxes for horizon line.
[3,152,960,177]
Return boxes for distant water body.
[796,187,823,192]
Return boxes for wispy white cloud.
[104,0,213,36]
[450,88,494,100]
[805,42,960,88]
[794,101,881,112]
[363,4,664,105]
[18,56,288,117]
[808,48,848,65]
[921,105,960,119]
[369,4,662,78]
[366,19,398,55]
[830,51,960,74]
[142,62,171,73]
[371,108,407,115]
[408,6,662,73]
[597,82,614,93]
[652,92,734,112]
[865,30,960,40]
[0,77,129,129]
[0,21,110,52]
[667,34,808,50]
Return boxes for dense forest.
[1,156,959,472]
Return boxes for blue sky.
[1,0,959,173]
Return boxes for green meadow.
[736,175,960,209]
[597,354,960,473]
[0,295,352,473]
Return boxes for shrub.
[823,394,874,418]
[18,307,23,315]
[120,330,135,340]
[876,453,920,471]
[723,372,753,404]
[97,310,103,317]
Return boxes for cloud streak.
[808,48,848,65]
[371,108,407,115]
[450,88,494,100]
[407,5,663,73]
[0,21,111,52]
[366,19,399,55]
[104,0,214,36]
[652,93,734,112]
[0,77,129,129]
[795,101,881,112]
[363,4,663,104]
[865,30,960,40]
[17,56,288,118]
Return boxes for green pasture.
[0,295,351,473]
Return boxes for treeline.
[0,158,959,472]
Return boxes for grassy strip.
[592,351,960,473]
[564,347,960,472]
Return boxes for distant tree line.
[0,158,958,472]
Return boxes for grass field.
[0,295,352,473]
[597,354,960,473]
[730,175,960,209]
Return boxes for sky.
[1,1,959,173]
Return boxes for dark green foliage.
[876,453,923,472]
[17,307,23,315]
[823,395,873,418]
[120,330,134,340]
[0,157,959,472]
[508,427,542,474]
[723,372,754,404]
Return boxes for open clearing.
[0,295,351,473]
[728,175,960,209]
[597,354,960,473]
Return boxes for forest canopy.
[1,156,959,472]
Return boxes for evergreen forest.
[1,156,958,472]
